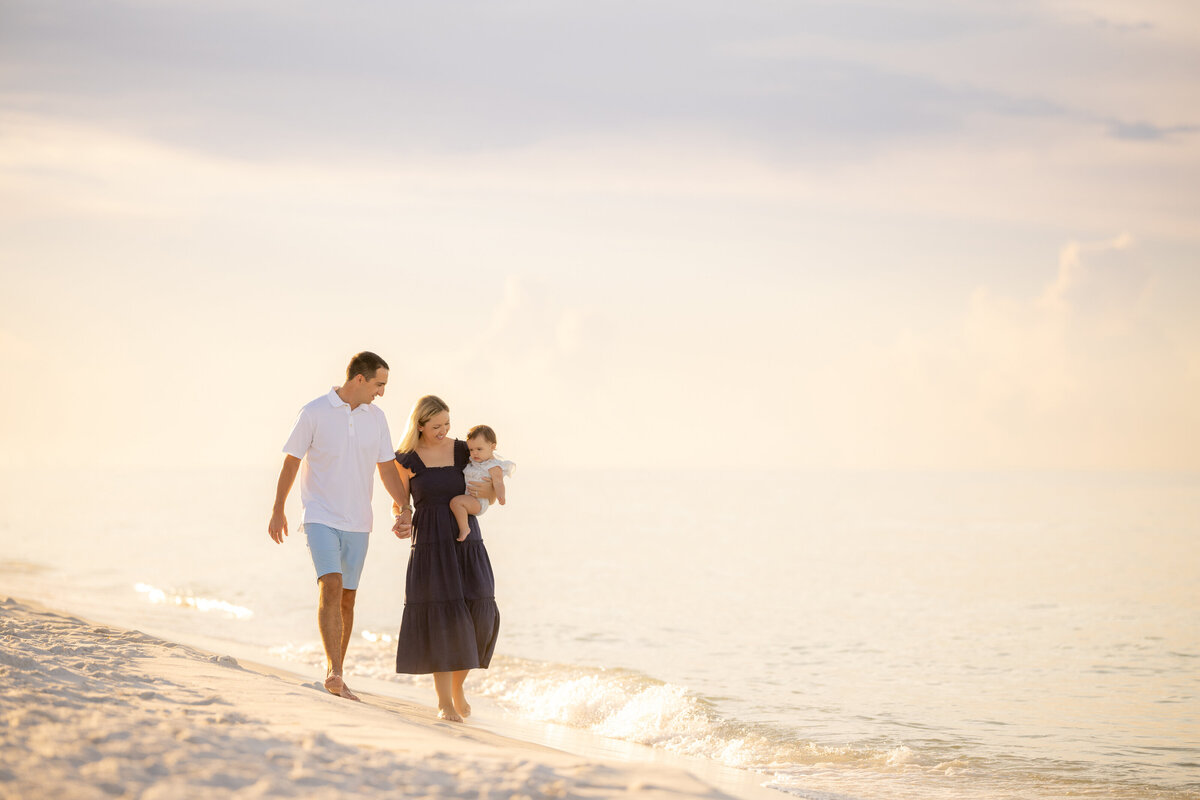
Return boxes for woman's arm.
[467,478,497,502]
[488,465,506,505]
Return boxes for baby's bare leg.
[449,495,482,541]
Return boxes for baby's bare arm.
[489,466,507,505]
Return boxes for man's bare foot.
[437,704,464,723]
[324,673,361,702]
[453,691,472,718]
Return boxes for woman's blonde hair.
[396,395,451,454]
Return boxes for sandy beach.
[0,596,763,800]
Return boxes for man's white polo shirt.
[282,388,395,533]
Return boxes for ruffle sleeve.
[396,449,423,475]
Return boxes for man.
[268,351,410,701]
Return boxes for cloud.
[1105,121,1200,142]
[1039,233,1149,325]
[3,2,1198,471]
[399,274,609,466]
[961,234,1149,418]
[5,0,1194,164]
[454,275,590,369]
[917,236,1192,467]
[795,234,1198,470]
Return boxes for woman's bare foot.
[437,704,464,723]
[452,690,472,718]
[324,673,361,702]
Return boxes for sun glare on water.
[134,582,254,620]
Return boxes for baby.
[450,424,515,542]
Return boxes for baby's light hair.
[467,424,497,445]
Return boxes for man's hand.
[393,510,413,539]
[466,479,497,503]
[268,509,288,543]
[270,456,300,544]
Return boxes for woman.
[390,395,501,721]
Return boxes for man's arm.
[268,455,301,543]
[378,461,413,539]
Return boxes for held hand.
[393,512,412,539]
[268,510,288,544]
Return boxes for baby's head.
[467,425,498,463]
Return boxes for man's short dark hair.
[347,351,389,382]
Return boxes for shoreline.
[0,595,778,800]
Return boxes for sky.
[1,0,1198,471]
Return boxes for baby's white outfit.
[463,456,515,515]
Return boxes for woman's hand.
[466,479,497,502]
[393,509,413,539]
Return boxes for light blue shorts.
[302,523,369,590]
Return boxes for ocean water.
[1,466,1197,800]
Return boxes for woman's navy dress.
[394,439,500,674]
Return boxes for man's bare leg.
[317,573,359,701]
[339,587,357,666]
[433,672,463,722]
[451,669,471,718]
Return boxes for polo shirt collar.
[327,386,372,413]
